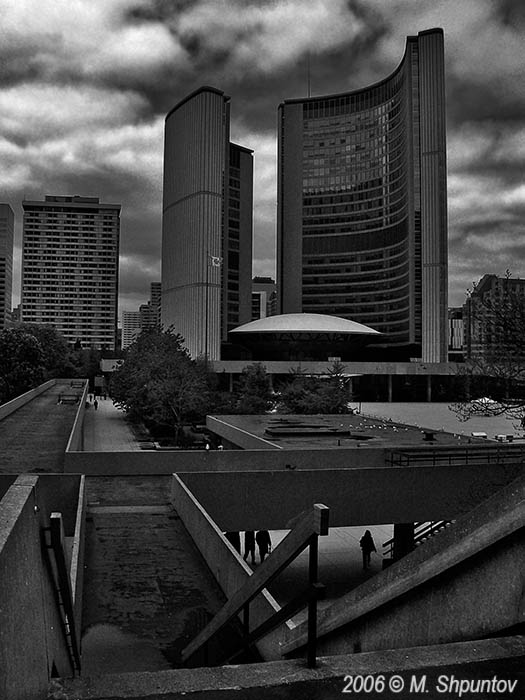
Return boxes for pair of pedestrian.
[243,530,272,564]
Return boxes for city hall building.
[161,87,253,360]
[277,28,448,362]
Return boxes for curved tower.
[162,87,253,359]
[277,29,448,362]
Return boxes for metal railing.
[383,520,453,560]
[388,444,525,468]
[181,504,329,668]
[43,512,81,674]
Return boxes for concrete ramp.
[281,473,525,658]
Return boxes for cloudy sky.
[2,0,525,317]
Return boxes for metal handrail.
[45,512,81,674]
[388,444,525,468]
[383,520,452,559]
[181,504,329,668]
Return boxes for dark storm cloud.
[2,0,525,317]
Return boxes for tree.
[0,327,45,402]
[16,323,75,378]
[233,363,273,414]
[110,328,212,441]
[451,272,525,421]
[278,361,353,414]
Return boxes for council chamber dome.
[227,312,380,361]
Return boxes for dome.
[230,313,380,336]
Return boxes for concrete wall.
[0,476,73,700]
[53,636,525,700]
[65,381,89,452]
[70,475,86,651]
[64,446,387,474]
[283,473,525,658]
[170,475,295,660]
[0,379,56,421]
[177,462,522,530]
[207,416,281,450]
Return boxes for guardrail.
[383,520,453,559]
[182,503,329,668]
[44,513,81,674]
[388,444,525,468]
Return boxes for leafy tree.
[233,363,273,414]
[278,361,353,414]
[451,272,525,421]
[16,323,76,378]
[0,327,45,402]
[110,328,212,441]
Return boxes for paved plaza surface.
[266,524,392,624]
[359,402,525,441]
[83,397,140,451]
[0,381,78,473]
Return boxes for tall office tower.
[122,310,141,349]
[0,204,14,330]
[21,195,120,349]
[277,28,448,362]
[162,86,253,360]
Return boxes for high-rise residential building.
[161,86,253,360]
[252,276,277,320]
[277,28,448,362]
[0,204,14,330]
[150,282,161,311]
[21,195,120,349]
[122,310,141,350]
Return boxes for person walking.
[359,530,376,570]
[256,530,272,563]
[243,531,256,564]
[93,399,98,411]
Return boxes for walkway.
[83,397,140,451]
[0,381,78,473]
[81,400,232,673]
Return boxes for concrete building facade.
[21,195,120,349]
[251,276,277,320]
[161,86,253,360]
[0,204,14,330]
[277,28,448,362]
[463,273,525,360]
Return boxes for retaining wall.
[64,447,387,474]
[65,381,89,453]
[283,473,525,658]
[0,476,72,699]
[176,461,522,530]
[170,475,295,661]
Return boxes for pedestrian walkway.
[83,397,140,451]
[262,524,393,624]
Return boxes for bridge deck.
[0,381,79,473]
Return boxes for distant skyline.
[2,1,525,316]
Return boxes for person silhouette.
[359,530,376,570]
[256,530,272,563]
[243,531,256,564]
